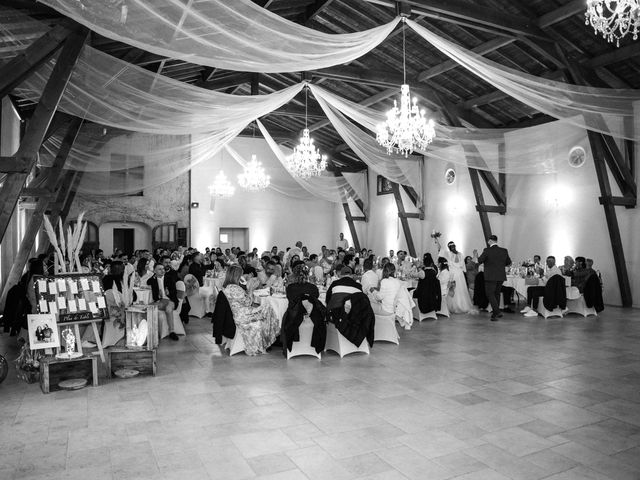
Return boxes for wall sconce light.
[191,202,199,208]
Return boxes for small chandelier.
[376,19,435,157]
[287,86,327,178]
[238,154,270,191]
[208,170,235,198]
[586,0,640,46]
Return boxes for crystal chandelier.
[376,19,436,157]
[238,154,270,191]
[586,0,640,46]
[287,86,327,178]
[208,170,235,198]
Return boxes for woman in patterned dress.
[222,265,278,355]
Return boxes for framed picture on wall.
[377,175,393,195]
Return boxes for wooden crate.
[106,347,157,378]
[39,355,98,394]
[125,305,158,350]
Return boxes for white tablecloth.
[503,275,580,301]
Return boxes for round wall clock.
[568,146,586,168]
[445,168,456,185]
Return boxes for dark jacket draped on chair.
[281,294,327,354]
[413,269,441,313]
[543,275,567,310]
[212,291,235,344]
[330,291,375,347]
[583,274,604,312]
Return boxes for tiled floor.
[1,307,640,480]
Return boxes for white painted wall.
[191,136,338,253]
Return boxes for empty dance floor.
[1,308,640,480]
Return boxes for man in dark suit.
[478,234,511,321]
[147,263,179,340]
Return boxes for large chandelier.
[238,155,270,191]
[376,19,435,157]
[287,86,327,178]
[208,170,235,198]
[586,0,640,46]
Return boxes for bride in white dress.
[436,238,474,313]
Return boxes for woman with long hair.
[369,263,413,330]
[222,265,278,355]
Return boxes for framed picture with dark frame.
[377,175,393,195]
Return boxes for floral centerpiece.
[430,230,442,240]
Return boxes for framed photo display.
[27,314,60,350]
[377,175,393,195]
[33,273,109,324]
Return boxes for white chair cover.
[324,323,370,358]
[373,313,399,345]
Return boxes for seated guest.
[560,255,575,277]
[147,263,180,340]
[413,254,441,314]
[361,258,387,314]
[369,263,413,329]
[522,256,562,316]
[243,266,260,295]
[188,253,206,286]
[325,266,362,311]
[223,265,278,355]
[377,257,390,280]
[256,256,271,285]
[306,254,324,284]
[263,261,284,291]
[286,262,319,303]
[284,254,300,279]
[571,256,593,293]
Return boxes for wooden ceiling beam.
[0,27,87,243]
[294,0,336,25]
[584,43,640,68]
[0,24,71,98]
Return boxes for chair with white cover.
[436,300,450,317]
[325,322,369,357]
[374,313,399,344]
[287,316,321,359]
[412,305,436,321]
[225,329,246,356]
[565,295,597,317]
[536,302,563,319]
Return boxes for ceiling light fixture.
[287,85,327,179]
[586,0,640,46]
[376,18,436,157]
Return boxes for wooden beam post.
[0,27,87,244]
[342,203,361,251]
[391,182,417,257]
[0,118,81,309]
[587,130,633,307]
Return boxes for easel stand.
[57,318,106,363]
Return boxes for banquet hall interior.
[1,0,640,479]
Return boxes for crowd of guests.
[2,231,603,353]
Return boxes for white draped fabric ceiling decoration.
[407,19,640,142]
[39,0,401,73]
[2,3,640,197]
[256,120,360,207]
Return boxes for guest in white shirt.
[522,256,563,316]
[336,232,349,251]
[361,258,389,315]
[369,263,413,329]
